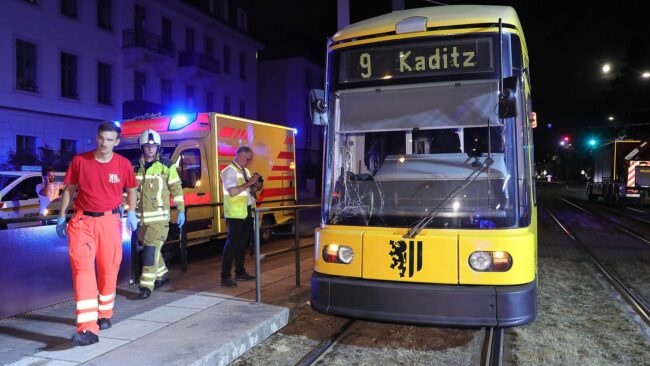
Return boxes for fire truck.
[116,113,297,245]
[587,139,650,206]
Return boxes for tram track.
[481,327,504,366]
[541,203,650,327]
[558,197,650,247]
[294,319,356,366]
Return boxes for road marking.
[626,207,648,214]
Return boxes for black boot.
[97,318,112,330]
[154,276,170,289]
[71,331,99,346]
[139,287,151,299]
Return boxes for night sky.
[241,0,650,160]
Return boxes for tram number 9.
[359,53,371,79]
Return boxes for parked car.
[0,171,65,229]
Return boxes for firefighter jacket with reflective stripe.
[136,155,185,224]
[221,163,250,219]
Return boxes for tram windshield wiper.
[403,157,494,239]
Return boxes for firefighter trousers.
[138,222,169,291]
[67,212,123,335]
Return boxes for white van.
[0,171,65,228]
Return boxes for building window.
[97,62,112,105]
[185,27,194,52]
[135,71,145,101]
[239,53,246,80]
[223,46,230,74]
[16,135,37,156]
[205,38,214,59]
[239,100,246,117]
[97,0,112,30]
[236,8,248,31]
[224,96,230,114]
[61,52,78,99]
[16,39,37,92]
[206,91,214,111]
[162,17,172,46]
[186,85,194,110]
[161,79,172,106]
[60,139,77,157]
[60,0,77,19]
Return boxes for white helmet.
[139,129,161,146]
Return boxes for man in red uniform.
[56,122,138,346]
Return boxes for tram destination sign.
[339,37,493,84]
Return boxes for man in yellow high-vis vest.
[220,146,262,288]
[136,129,185,299]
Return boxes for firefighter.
[57,122,138,346]
[135,129,185,299]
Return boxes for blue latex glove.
[126,211,139,231]
[56,217,67,238]
[177,212,185,229]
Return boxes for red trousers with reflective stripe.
[67,212,123,334]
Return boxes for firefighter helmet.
[139,129,161,146]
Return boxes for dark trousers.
[221,209,253,280]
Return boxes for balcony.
[178,51,221,79]
[122,29,175,68]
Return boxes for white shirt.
[222,163,256,205]
[35,182,65,214]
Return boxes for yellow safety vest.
[221,163,249,219]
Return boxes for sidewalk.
[1,240,315,366]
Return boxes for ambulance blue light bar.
[169,113,198,130]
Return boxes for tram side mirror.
[310,89,328,126]
[498,76,518,119]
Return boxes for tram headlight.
[322,244,354,264]
[469,251,512,272]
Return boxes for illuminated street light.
[602,63,611,73]
[642,72,650,79]
[559,140,565,146]
[608,116,614,121]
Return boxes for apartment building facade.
[0,0,260,168]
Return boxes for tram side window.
[464,127,504,156]
[412,129,461,154]
[177,148,201,188]
[363,131,405,175]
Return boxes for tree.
[4,144,72,172]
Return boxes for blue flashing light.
[168,113,197,130]
[589,139,597,146]
[113,120,121,127]
[547,123,552,128]
[294,128,299,135]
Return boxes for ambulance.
[115,112,297,246]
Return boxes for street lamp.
[608,116,614,121]
[642,72,650,79]
[602,63,611,73]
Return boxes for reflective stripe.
[157,267,168,275]
[142,273,156,278]
[173,195,184,202]
[140,279,155,286]
[168,176,180,184]
[99,292,116,302]
[156,176,164,207]
[77,311,98,323]
[98,302,114,311]
[77,299,98,311]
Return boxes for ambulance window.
[6,176,40,201]
[178,149,201,188]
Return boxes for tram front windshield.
[323,80,520,229]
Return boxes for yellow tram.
[310,5,537,326]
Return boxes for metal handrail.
[177,202,222,272]
[252,204,321,303]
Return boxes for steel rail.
[294,319,356,366]
[541,203,650,327]
[560,197,650,246]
